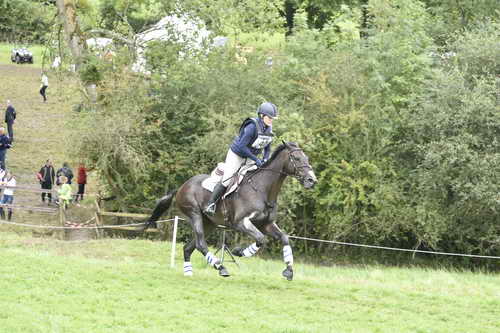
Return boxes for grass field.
[1,232,499,333]
[0,43,499,333]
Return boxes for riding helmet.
[257,102,278,119]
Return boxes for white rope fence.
[289,235,500,260]
[2,217,499,262]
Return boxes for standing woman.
[203,102,278,216]
[40,72,49,102]
[76,162,88,201]
[0,171,16,220]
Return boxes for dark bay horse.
[144,141,317,280]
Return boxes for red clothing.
[77,166,87,184]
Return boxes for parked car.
[11,47,33,64]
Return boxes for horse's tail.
[143,189,178,230]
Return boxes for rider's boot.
[203,183,227,216]
[0,208,5,220]
[7,210,12,221]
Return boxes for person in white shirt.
[40,72,49,102]
[0,170,15,220]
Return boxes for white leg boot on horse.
[232,242,260,257]
[205,251,230,277]
[282,245,294,281]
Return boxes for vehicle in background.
[11,47,33,64]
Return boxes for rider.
[203,102,278,216]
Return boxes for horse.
[144,141,317,280]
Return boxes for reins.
[244,146,311,186]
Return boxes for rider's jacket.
[230,117,273,162]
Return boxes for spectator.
[40,72,49,102]
[76,162,89,201]
[56,162,73,185]
[39,160,55,204]
[57,175,72,210]
[4,100,16,142]
[0,127,12,170]
[0,171,15,220]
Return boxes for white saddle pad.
[201,162,257,198]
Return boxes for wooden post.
[170,216,179,268]
[59,202,66,240]
[94,199,103,238]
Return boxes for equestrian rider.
[203,102,278,216]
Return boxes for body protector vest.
[239,117,273,155]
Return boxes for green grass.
[0,43,46,68]
[0,231,499,333]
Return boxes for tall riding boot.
[203,183,227,216]
[7,210,12,221]
[0,208,4,220]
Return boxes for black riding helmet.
[257,102,278,119]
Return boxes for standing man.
[5,100,16,142]
[0,128,12,170]
[39,160,55,204]
[40,72,49,102]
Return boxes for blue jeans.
[0,149,6,170]
[0,194,13,218]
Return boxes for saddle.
[201,162,258,199]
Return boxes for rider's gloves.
[255,159,264,167]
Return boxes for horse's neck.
[258,154,287,203]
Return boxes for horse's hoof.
[231,247,244,257]
[282,267,293,281]
[219,266,230,277]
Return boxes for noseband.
[286,147,313,182]
[249,146,311,183]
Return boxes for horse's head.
[282,141,317,189]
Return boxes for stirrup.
[204,203,217,216]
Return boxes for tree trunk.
[55,0,97,104]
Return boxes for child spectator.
[57,175,72,210]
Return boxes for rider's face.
[263,115,273,126]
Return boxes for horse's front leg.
[232,212,267,258]
[264,222,294,281]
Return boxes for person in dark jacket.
[0,127,12,170]
[39,160,55,203]
[203,102,278,216]
[4,100,16,142]
[56,162,74,185]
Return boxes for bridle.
[285,147,313,182]
[246,146,312,184]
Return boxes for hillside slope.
[0,63,85,225]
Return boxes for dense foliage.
[59,0,500,259]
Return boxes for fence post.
[170,216,179,268]
[59,202,66,240]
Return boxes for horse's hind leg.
[190,213,230,277]
[182,239,196,276]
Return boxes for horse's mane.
[262,141,299,167]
